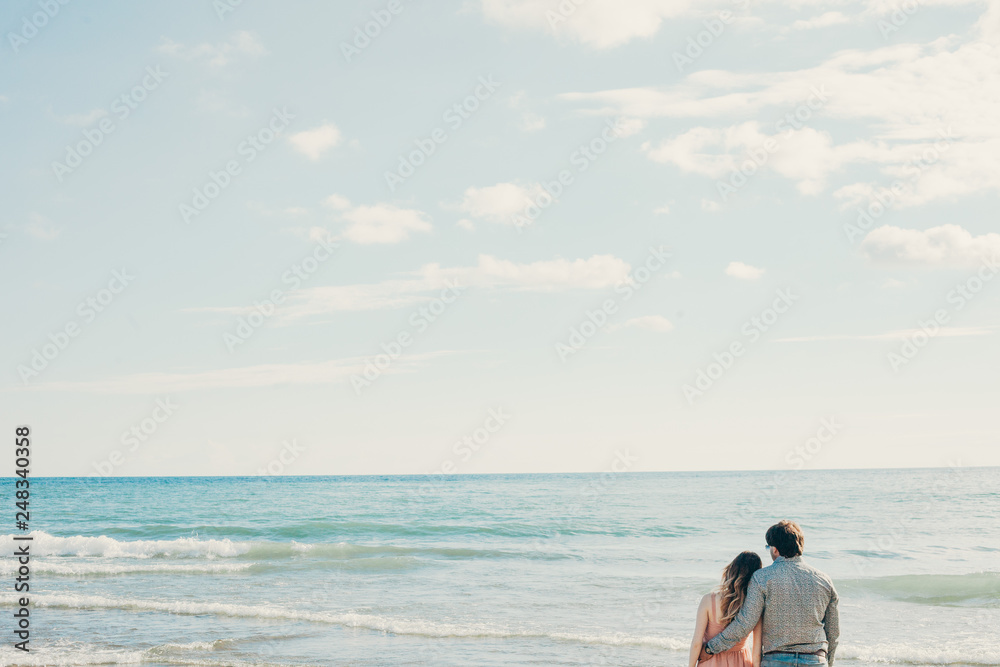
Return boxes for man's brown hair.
[766,520,805,558]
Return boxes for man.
[701,520,839,666]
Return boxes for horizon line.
[7,463,990,480]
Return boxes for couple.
[688,520,840,667]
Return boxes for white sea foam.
[0,531,249,559]
[0,531,530,562]
[9,592,999,664]
[0,643,146,665]
[839,642,1000,665]
[0,639,301,667]
[0,592,687,650]
[0,559,253,576]
[152,640,221,652]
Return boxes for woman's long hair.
[716,551,763,623]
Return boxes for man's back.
[756,556,838,655]
[707,556,840,664]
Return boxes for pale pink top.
[702,593,754,667]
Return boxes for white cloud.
[156,31,266,67]
[480,0,970,49]
[323,194,351,211]
[52,108,107,127]
[279,254,632,319]
[614,117,647,137]
[976,0,1000,41]
[653,203,671,215]
[861,224,1000,267]
[777,326,1000,343]
[519,112,546,132]
[25,213,60,241]
[725,261,765,280]
[881,278,907,289]
[453,182,545,224]
[616,315,674,333]
[271,225,335,244]
[463,254,631,291]
[509,91,546,131]
[644,122,875,195]
[457,219,475,231]
[306,226,333,242]
[644,126,746,178]
[701,198,721,212]
[831,182,877,210]
[322,194,431,244]
[480,0,696,49]
[289,124,342,161]
[338,203,432,244]
[31,355,449,394]
[787,11,851,31]
[277,279,435,315]
[483,0,984,50]
[562,19,1000,203]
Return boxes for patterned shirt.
[706,556,840,665]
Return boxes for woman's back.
[701,593,754,666]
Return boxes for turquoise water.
[0,468,997,666]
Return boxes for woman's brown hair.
[717,551,763,623]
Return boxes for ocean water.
[0,468,997,666]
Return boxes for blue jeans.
[762,653,827,667]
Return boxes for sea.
[0,468,996,666]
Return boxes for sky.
[2,0,998,476]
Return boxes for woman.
[688,551,763,667]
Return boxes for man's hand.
[698,642,713,663]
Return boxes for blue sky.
[2,0,998,476]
